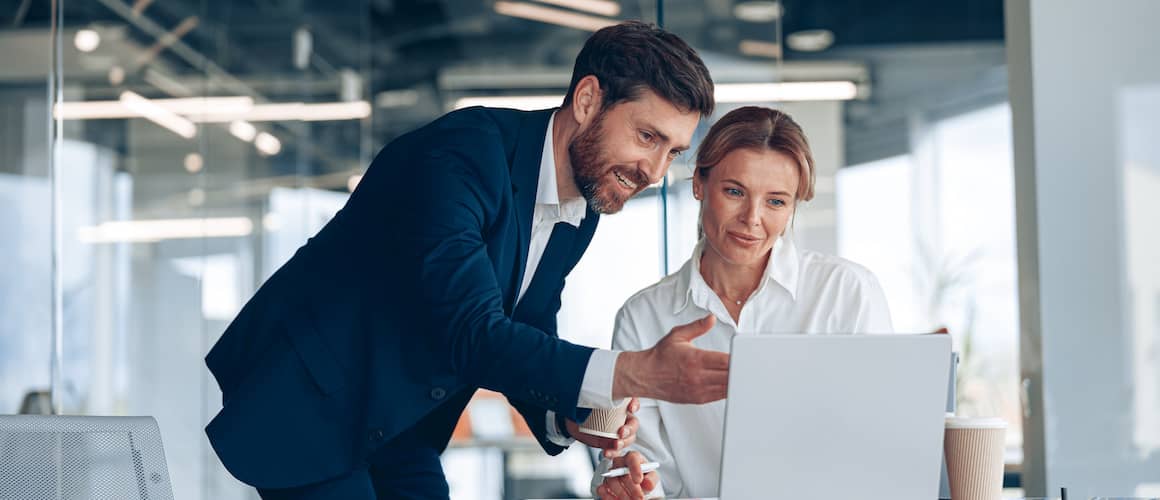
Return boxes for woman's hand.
[596,451,659,500]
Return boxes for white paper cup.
[579,400,630,439]
[944,417,1007,500]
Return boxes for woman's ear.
[692,172,704,200]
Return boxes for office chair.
[0,415,174,500]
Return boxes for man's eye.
[639,130,654,142]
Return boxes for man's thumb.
[669,314,716,342]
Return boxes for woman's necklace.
[705,277,752,306]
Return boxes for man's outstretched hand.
[613,315,729,404]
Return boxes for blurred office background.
[1,0,1157,498]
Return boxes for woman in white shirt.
[593,106,893,499]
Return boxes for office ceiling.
[1,0,1006,179]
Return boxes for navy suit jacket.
[205,107,600,489]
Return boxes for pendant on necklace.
[735,299,742,305]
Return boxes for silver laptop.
[718,334,951,500]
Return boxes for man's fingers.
[696,350,731,371]
[667,314,716,342]
[701,370,730,387]
[629,397,640,414]
[602,440,624,458]
[619,414,639,439]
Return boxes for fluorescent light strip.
[534,0,620,17]
[715,81,858,102]
[454,95,564,110]
[189,101,372,122]
[228,120,257,142]
[738,39,782,59]
[494,1,617,32]
[78,217,253,243]
[119,91,197,138]
[55,96,253,120]
[254,132,282,156]
[53,98,368,122]
[452,81,857,110]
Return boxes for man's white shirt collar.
[537,112,587,228]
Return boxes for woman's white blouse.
[592,236,894,498]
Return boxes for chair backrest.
[0,415,174,500]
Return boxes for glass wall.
[837,104,1023,461]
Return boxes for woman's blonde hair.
[694,106,815,202]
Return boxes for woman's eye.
[768,198,786,207]
[725,188,743,197]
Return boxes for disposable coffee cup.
[944,417,1007,500]
[578,399,630,439]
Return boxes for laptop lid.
[718,334,951,500]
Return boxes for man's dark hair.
[562,21,714,117]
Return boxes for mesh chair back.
[0,415,174,500]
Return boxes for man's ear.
[568,75,602,127]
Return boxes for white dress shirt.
[591,236,894,498]
[521,113,622,447]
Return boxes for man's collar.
[538,112,587,227]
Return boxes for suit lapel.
[514,208,599,318]
[506,108,555,313]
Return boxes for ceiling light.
[54,96,252,120]
[77,217,253,243]
[453,95,563,110]
[376,89,421,108]
[733,1,782,23]
[293,27,312,71]
[494,1,618,32]
[254,132,282,156]
[452,81,857,109]
[74,29,101,52]
[189,101,372,123]
[228,120,257,142]
[52,97,368,123]
[787,29,835,52]
[738,40,782,58]
[183,152,203,173]
[716,81,857,102]
[534,0,620,17]
[119,91,197,138]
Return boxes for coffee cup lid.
[945,416,1007,429]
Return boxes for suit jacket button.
[430,387,447,400]
[369,429,384,442]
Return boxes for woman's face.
[694,147,799,268]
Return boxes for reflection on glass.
[1120,85,1160,458]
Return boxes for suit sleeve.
[508,274,585,455]
[394,146,594,422]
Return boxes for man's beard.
[569,113,641,214]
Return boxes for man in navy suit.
[205,21,727,500]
